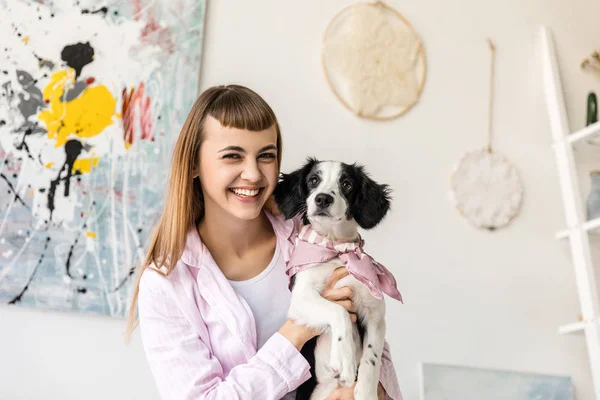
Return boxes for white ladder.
[540,25,600,399]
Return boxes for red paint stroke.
[86,185,138,202]
[132,0,175,52]
[122,82,154,148]
[86,77,95,85]
[5,159,22,173]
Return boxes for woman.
[126,84,402,400]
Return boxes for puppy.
[274,157,403,400]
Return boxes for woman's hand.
[322,266,357,323]
[278,318,320,351]
[279,267,357,349]
[325,382,386,400]
[325,384,356,400]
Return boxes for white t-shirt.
[228,243,297,400]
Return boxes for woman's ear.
[192,165,200,179]
[273,157,318,220]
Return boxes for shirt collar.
[181,210,292,268]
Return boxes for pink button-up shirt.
[138,212,403,400]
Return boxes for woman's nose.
[240,159,262,182]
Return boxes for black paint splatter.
[60,42,94,78]
[0,172,29,208]
[81,6,108,16]
[63,140,83,198]
[33,53,55,70]
[8,237,51,304]
[15,124,45,163]
[113,266,136,292]
[64,223,86,278]
[47,139,83,224]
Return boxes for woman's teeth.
[230,188,260,197]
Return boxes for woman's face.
[197,116,279,222]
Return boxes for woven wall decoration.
[322,1,426,120]
[449,40,524,230]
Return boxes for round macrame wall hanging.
[322,1,426,120]
[450,40,524,230]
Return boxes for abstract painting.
[420,362,573,400]
[0,0,205,317]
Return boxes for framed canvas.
[419,362,573,400]
[0,0,206,317]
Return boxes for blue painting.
[420,363,573,400]
[0,0,205,317]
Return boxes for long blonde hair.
[125,84,282,341]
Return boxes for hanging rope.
[487,38,496,153]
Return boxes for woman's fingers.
[326,266,349,288]
[322,286,353,302]
[323,267,357,323]
[338,300,358,323]
[322,290,357,322]
[337,299,356,313]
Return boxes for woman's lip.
[229,186,264,190]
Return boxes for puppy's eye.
[341,180,353,191]
[308,176,319,188]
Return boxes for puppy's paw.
[338,359,357,388]
[328,345,343,380]
[330,346,357,387]
[354,382,377,400]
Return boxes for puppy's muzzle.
[315,193,334,209]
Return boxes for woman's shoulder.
[265,211,303,241]
[138,259,192,296]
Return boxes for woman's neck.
[198,205,272,258]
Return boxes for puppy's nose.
[315,193,334,208]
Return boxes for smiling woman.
[126,84,401,400]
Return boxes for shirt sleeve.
[379,340,403,400]
[137,273,311,400]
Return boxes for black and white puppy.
[274,157,397,400]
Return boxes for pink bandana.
[287,225,403,302]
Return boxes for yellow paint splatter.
[38,69,117,148]
[86,232,97,238]
[45,162,54,168]
[23,36,30,44]
[72,157,99,174]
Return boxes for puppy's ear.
[273,157,318,219]
[350,164,392,229]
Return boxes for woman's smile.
[229,186,263,201]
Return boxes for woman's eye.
[259,153,276,160]
[223,154,241,159]
[342,180,353,191]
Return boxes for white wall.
[2,0,600,399]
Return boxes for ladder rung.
[555,217,600,239]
